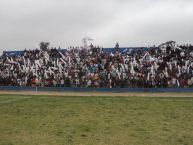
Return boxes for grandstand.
[0,41,193,89]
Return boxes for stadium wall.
[0,86,193,93]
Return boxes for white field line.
[0,97,31,104]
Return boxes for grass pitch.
[0,94,193,145]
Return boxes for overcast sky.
[0,0,193,51]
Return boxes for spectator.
[0,41,193,88]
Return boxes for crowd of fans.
[0,41,193,88]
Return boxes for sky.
[0,0,193,52]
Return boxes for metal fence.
[0,86,193,92]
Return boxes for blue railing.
[0,86,193,92]
[2,47,149,57]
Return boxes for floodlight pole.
[82,37,94,49]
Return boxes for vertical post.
[36,86,38,94]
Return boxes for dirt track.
[1,90,193,97]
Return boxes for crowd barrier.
[0,86,193,92]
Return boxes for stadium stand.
[0,41,193,88]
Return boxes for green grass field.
[0,94,193,145]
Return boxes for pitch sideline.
[0,96,32,104]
